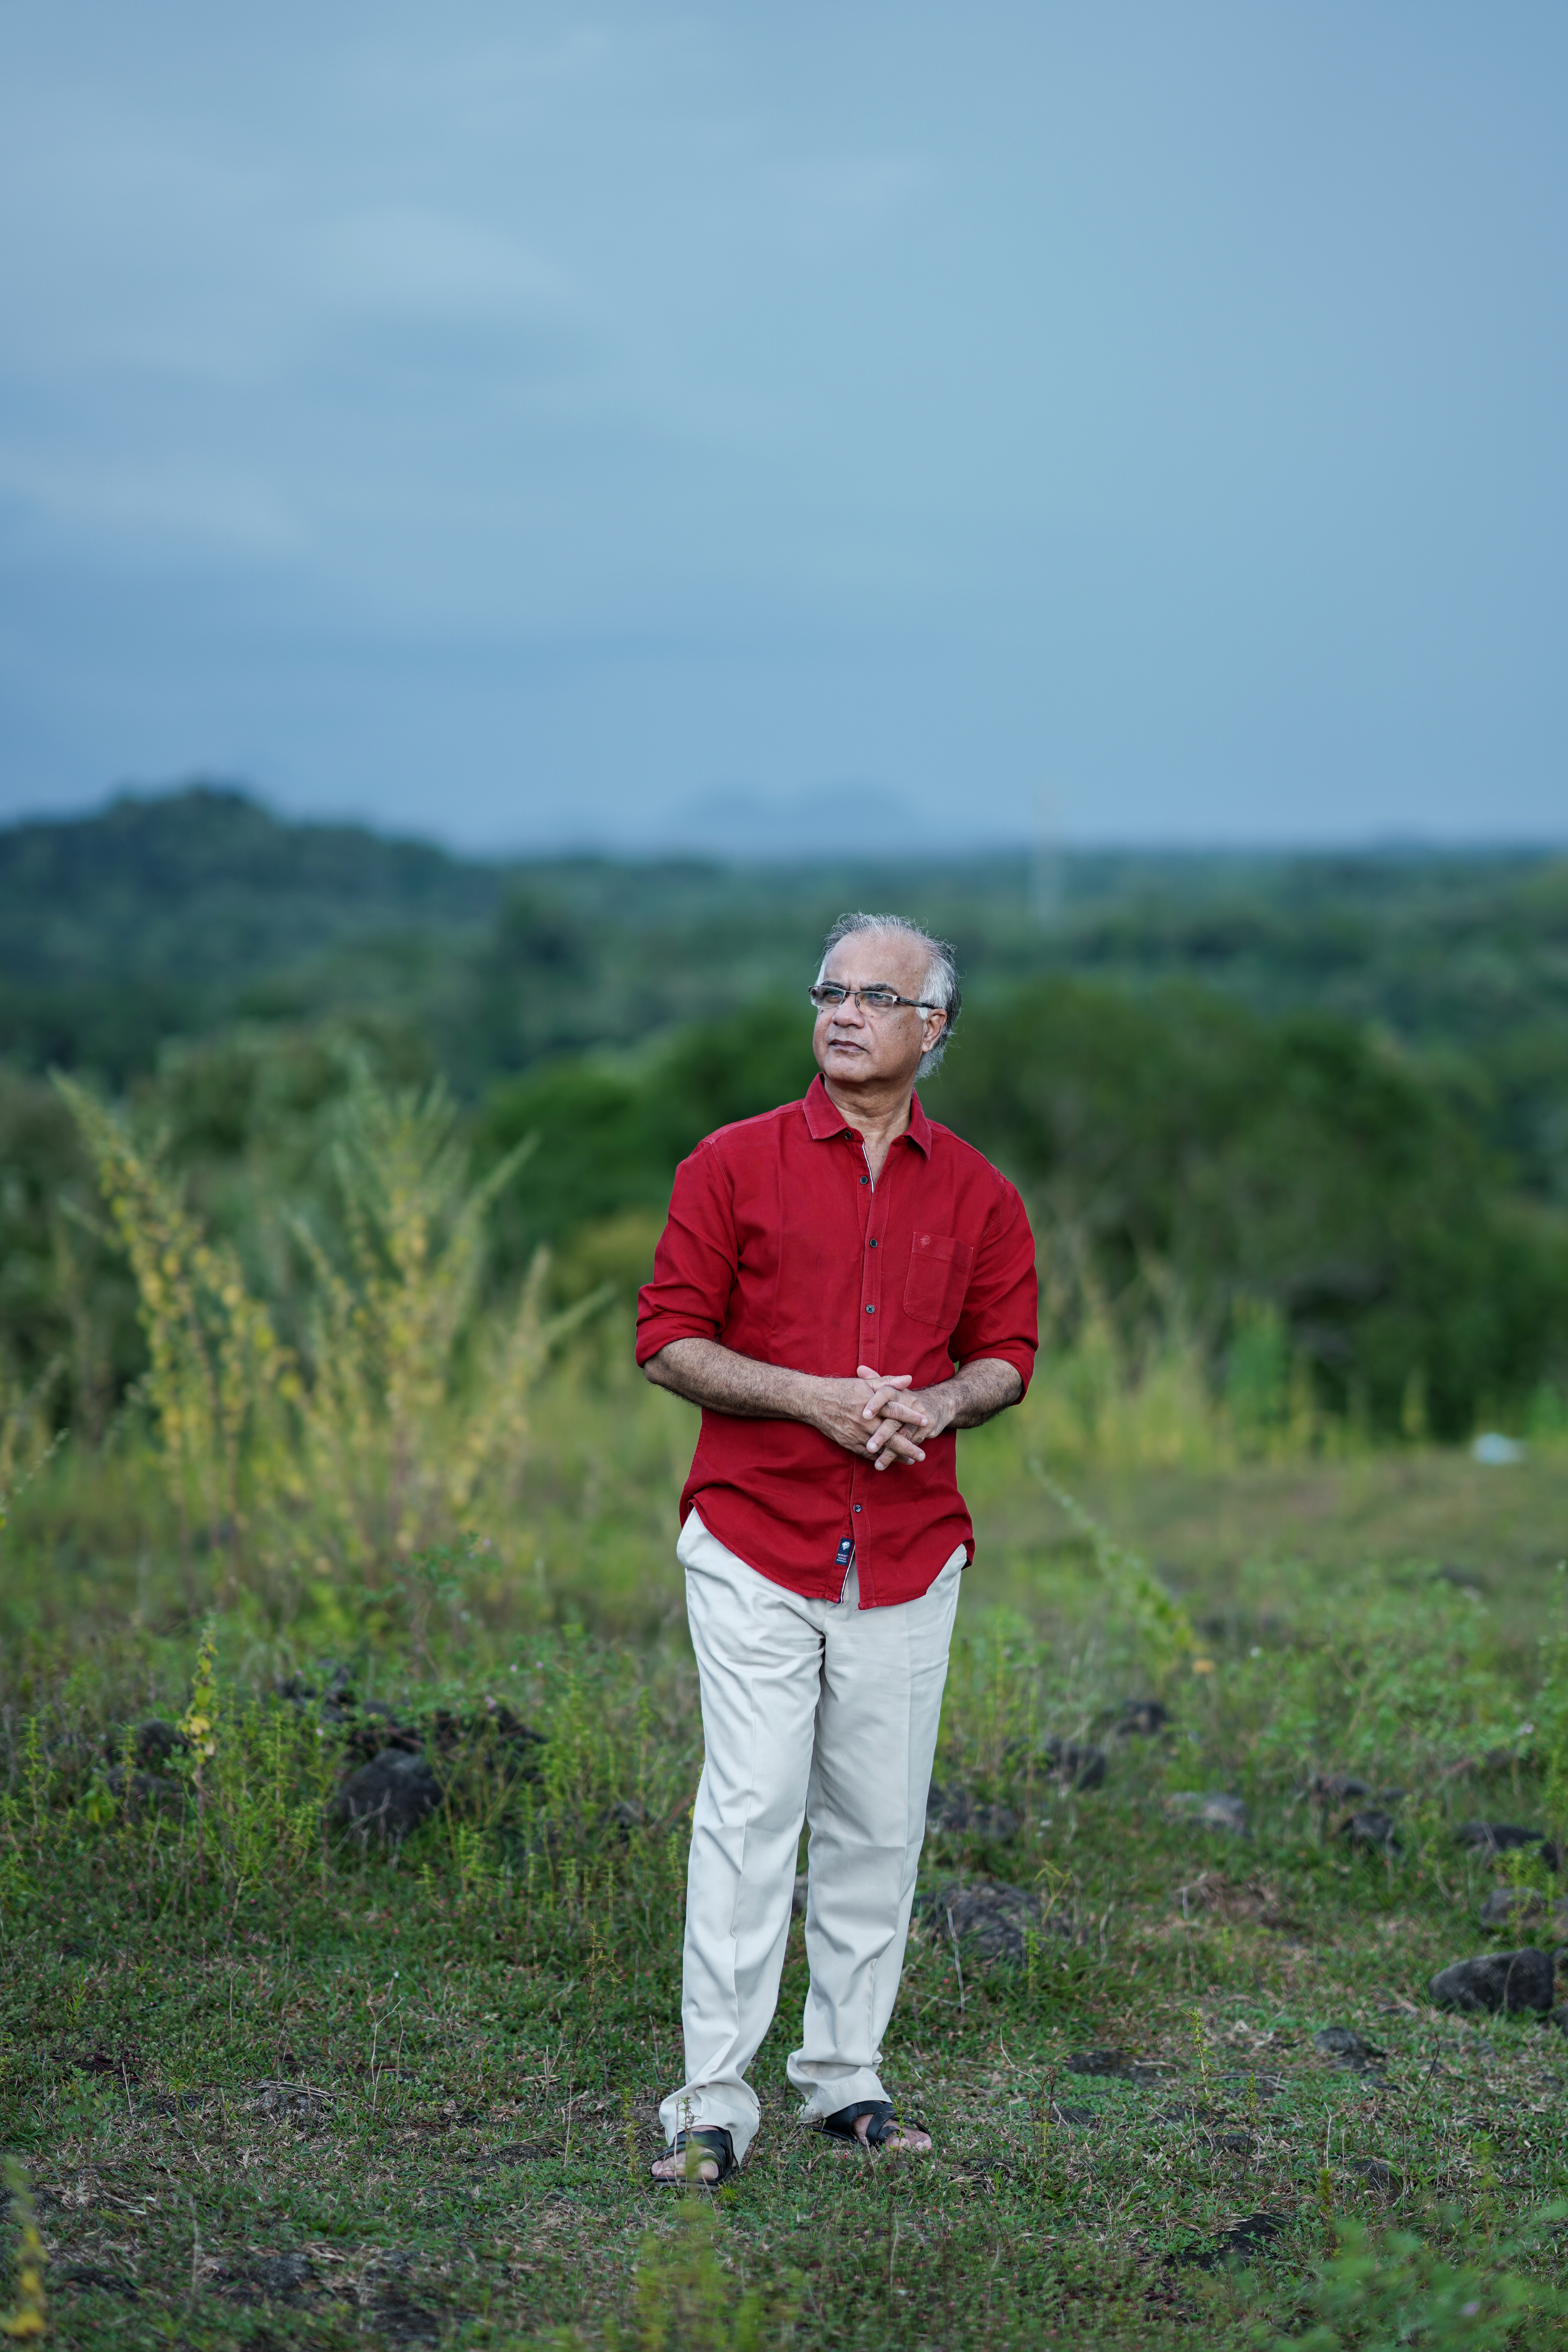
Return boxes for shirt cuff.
[956,1342,1036,1396]
[635,1314,719,1367]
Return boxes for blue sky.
[0,2,1563,853]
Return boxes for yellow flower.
[1191,1657,1216,1675]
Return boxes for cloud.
[313,209,570,323]
[0,0,1565,846]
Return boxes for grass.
[967,1441,1568,1678]
[6,1445,1568,2350]
[5,1080,1568,2346]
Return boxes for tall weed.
[1276,2212,1568,2350]
[1000,1249,1347,1479]
[58,1073,607,1625]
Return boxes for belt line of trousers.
[659,1508,964,2162]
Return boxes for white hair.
[815,912,961,1079]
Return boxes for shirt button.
[869,1239,877,1249]
[865,1303,875,1314]
[853,1504,862,1513]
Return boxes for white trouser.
[660,1508,964,2163]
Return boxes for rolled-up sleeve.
[635,1141,739,1365]
[947,1179,1038,1394]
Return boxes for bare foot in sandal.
[823,2099,931,2153]
[650,2126,736,2185]
[853,2112,931,2153]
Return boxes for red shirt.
[635,1073,1038,1608]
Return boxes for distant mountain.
[0,784,513,1080]
[0,783,508,979]
[2,786,1566,1214]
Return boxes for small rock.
[342,1702,544,1774]
[1347,2158,1401,2197]
[1117,1699,1170,1738]
[131,1720,189,1769]
[58,2267,140,2300]
[1313,1774,1406,1807]
[343,1722,425,1766]
[466,2143,553,2171]
[254,2253,314,2299]
[923,1878,1052,1964]
[1047,2101,1099,2131]
[81,2045,140,2082]
[425,1702,545,1760]
[105,1768,185,1813]
[926,1782,1020,1842]
[371,2287,441,2343]
[1040,1737,1107,1791]
[1312,1772,1373,1802]
[1428,1947,1555,2015]
[1169,2210,1287,2270]
[277,1661,355,1710]
[1455,1822,1544,1857]
[1167,1791,1248,1834]
[1224,2211,1288,2259]
[251,2080,332,2116]
[1478,1887,1557,1930]
[1341,1810,1401,1852]
[330,1749,443,1843]
[1064,2049,1174,2083]
[212,2252,319,2308]
[1314,2026,1376,2060]
[1064,2048,1131,2077]
[1313,2026,1387,2076]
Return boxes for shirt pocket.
[903,1230,976,1327]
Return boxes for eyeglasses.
[808,983,942,1017]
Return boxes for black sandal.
[652,2125,737,2186]
[820,2099,927,2151]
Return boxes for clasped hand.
[811,1363,949,1471]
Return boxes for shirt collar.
[802,1071,932,1157]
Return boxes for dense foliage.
[928,981,1568,1436]
[2,787,1567,1438]
[5,789,1568,1186]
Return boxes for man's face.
[813,933,948,1093]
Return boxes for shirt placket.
[848,1129,890,1606]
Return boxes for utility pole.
[1029,783,1064,929]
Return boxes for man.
[636,911,1037,2184]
